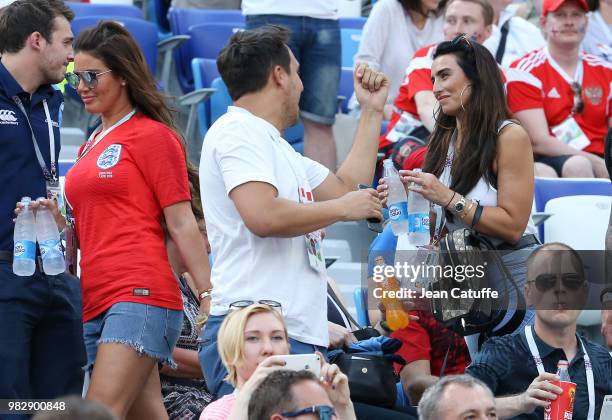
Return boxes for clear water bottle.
[408,169,430,246]
[383,159,408,236]
[13,197,36,276]
[35,198,65,275]
[556,360,571,382]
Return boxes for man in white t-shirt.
[198,25,388,398]
[242,0,341,170]
[483,0,546,68]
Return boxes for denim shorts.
[246,14,341,125]
[83,302,183,372]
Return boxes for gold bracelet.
[198,288,213,301]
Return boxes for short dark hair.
[217,25,291,101]
[399,0,447,17]
[0,0,74,54]
[248,370,319,420]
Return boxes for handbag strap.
[327,283,363,330]
[474,233,526,342]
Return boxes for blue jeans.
[84,302,183,372]
[464,244,539,359]
[245,14,341,125]
[199,314,328,399]
[0,262,85,419]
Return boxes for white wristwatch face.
[454,198,466,214]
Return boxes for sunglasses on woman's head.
[528,273,585,292]
[229,299,283,313]
[65,69,113,89]
[282,405,336,420]
[450,33,474,49]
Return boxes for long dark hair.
[422,35,509,196]
[74,21,202,219]
[399,0,447,17]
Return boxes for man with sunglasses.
[466,243,612,420]
[0,0,86,407]
[247,369,355,420]
[506,0,611,179]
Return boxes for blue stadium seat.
[68,3,144,19]
[168,8,245,93]
[533,177,611,241]
[71,16,158,74]
[338,67,354,114]
[534,177,611,212]
[189,22,244,61]
[192,58,220,138]
[340,28,361,68]
[353,287,369,326]
[339,16,366,29]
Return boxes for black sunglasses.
[229,299,282,313]
[450,33,474,49]
[65,70,112,89]
[282,405,336,420]
[570,81,584,114]
[528,274,585,292]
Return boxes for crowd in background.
[0,0,611,419]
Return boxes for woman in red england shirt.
[64,21,211,419]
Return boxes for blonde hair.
[217,304,288,387]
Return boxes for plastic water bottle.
[383,159,408,236]
[556,360,571,382]
[13,197,36,276]
[408,169,430,246]
[35,198,65,275]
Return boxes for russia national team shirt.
[65,113,190,321]
[506,47,612,156]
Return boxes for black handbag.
[331,352,398,408]
[429,228,526,340]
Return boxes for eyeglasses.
[229,300,282,313]
[282,405,336,420]
[570,82,584,114]
[528,274,585,293]
[65,70,113,89]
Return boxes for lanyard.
[525,325,595,420]
[12,96,56,182]
[76,109,136,162]
[594,11,612,46]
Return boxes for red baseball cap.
[541,0,589,16]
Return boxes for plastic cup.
[544,380,576,420]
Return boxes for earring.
[432,103,453,130]
[459,84,471,112]
[121,82,126,86]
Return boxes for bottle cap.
[383,158,393,166]
[557,360,569,367]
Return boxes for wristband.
[443,191,456,208]
[471,204,483,228]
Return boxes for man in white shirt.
[243,0,341,170]
[483,0,546,68]
[198,25,388,398]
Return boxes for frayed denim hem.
[83,338,177,372]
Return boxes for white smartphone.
[279,354,321,377]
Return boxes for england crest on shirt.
[97,144,122,169]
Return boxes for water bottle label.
[39,239,62,259]
[14,240,36,260]
[409,213,430,233]
[389,202,408,221]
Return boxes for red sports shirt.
[380,44,437,150]
[507,47,612,156]
[65,113,190,321]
